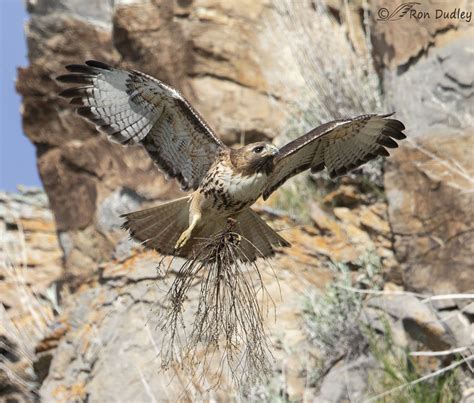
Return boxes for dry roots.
[159,219,275,389]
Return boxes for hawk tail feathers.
[121,199,289,262]
[233,209,290,262]
[121,196,191,255]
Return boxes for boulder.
[367,295,455,350]
[360,306,408,347]
[463,302,474,316]
[438,311,472,347]
[383,30,474,294]
[371,0,470,69]
[315,355,377,403]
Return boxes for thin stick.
[333,284,428,298]
[409,346,470,357]
[333,285,474,303]
[421,294,474,303]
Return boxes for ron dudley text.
[411,7,472,23]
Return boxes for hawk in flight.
[57,61,406,262]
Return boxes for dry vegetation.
[0,221,56,400]
[3,0,472,400]
[159,220,276,391]
[259,0,387,215]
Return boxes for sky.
[0,0,42,191]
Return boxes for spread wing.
[57,60,225,191]
[263,113,406,200]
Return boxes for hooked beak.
[267,144,279,156]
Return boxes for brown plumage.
[57,61,407,262]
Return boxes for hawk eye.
[253,146,264,154]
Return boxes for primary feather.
[57,60,224,191]
[57,61,407,262]
[263,114,406,199]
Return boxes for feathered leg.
[175,193,203,249]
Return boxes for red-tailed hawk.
[57,60,406,262]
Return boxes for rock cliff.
[3,0,473,401]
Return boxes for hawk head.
[230,142,278,176]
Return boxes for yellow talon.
[175,229,192,249]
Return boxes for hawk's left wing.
[263,114,406,200]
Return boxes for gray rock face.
[384,35,474,135]
[438,311,472,347]
[367,295,455,350]
[111,235,138,261]
[26,0,115,27]
[383,29,474,294]
[38,257,175,402]
[42,293,165,401]
[96,187,145,233]
[57,231,74,260]
[315,355,377,403]
[39,251,313,401]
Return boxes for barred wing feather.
[57,60,224,191]
[263,114,406,200]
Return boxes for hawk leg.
[175,211,201,250]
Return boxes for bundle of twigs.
[159,219,275,389]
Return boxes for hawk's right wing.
[57,60,225,191]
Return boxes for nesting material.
[159,219,275,388]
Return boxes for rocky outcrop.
[1,186,466,401]
[21,198,408,401]
[18,0,296,277]
[19,0,473,289]
[33,207,473,401]
[0,187,62,316]
[378,17,474,293]
[10,0,474,400]
[1,187,415,401]
[0,187,62,402]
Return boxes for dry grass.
[303,252,382,382]
[302,252,469,401]
[261,0,383,132]
[158,219,275,391]
[258,0,387,212]
[0,218,57,400]
[366,326,464,403]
